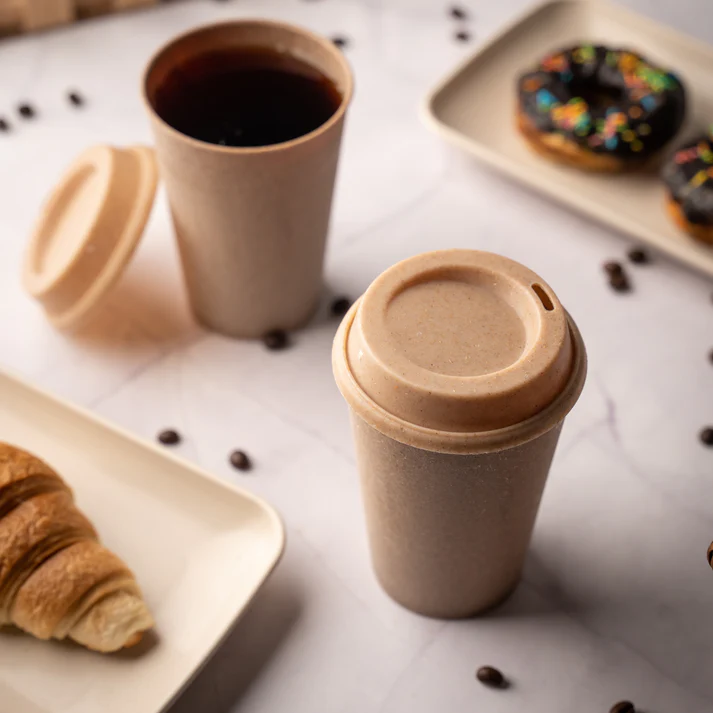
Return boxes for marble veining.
[0,0,712,711]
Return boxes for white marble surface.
[1,0,713,711]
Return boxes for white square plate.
[423,0,713,277]
[0,370,285,713]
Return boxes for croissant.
[0,443,154,652]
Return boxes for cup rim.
[141,18,354,155]
[333,301,588,455]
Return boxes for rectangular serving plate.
[0,369,285,713]
[423,0,713,277]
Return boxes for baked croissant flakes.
[0,443,154,652]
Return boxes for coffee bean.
[331,296,352,318]
[18,103,35,119]
[475,666,505,688]
[455,30,471,42]
[603,260,624,276]
[707,541,713,567]
[609,272,630,293]
[609,702,635,713]
[449,5,468,20]
[229,450,252,471]
[263,329,290,350]
[700,427,713,446]
[67,91,84,107]
[331,36,349,49]
[627,248,649,265]
[0,118,9,132]
[708,348,713,364]
[158,429,181,446]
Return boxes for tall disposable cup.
[143,20,353,338]
[333,249,587,618]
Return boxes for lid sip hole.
[532,283,554,311]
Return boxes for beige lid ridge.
[334,249,587,453]
[23,144,159,330]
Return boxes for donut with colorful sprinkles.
[517,45,686,171]
[662,129,713,244]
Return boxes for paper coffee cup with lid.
[333,249,587,618]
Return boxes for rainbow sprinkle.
[675,147,699,164]
[629,106,643,119]
[698,141,713,164]
[541,53,568,72]
[523,77,543,92]
[536,88,559,112]
[552,98,592,134]
[573,44,596,63]
[692,170,709,188]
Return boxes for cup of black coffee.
[143,21,353,338]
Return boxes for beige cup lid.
[334,250,586,452]
[23,144,159,330]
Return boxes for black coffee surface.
[153,48,342,147]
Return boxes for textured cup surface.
[144,21,353,338]
[333,249,587,617]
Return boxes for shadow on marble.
[477,578,560,620]
[504,548,713,703]
[167,569,303,713]
[70,265,199,350]
[76,278,348,351]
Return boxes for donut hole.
[569,77,623,110]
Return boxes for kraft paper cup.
[143,20,353,338]
[333,249,587,618]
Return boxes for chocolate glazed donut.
[662,131,713,244]
[517,45,686,172]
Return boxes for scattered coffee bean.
[229,450,252,471]
[475,666,505,688]
[449,5,468,20]
[0,118,9,132]
[603,260,624,276]
[603,261,631,291]
[331,35,349,49]
[609,702,635,713]
[263,329,290,350]
[158,429,181,446]
[17,103,35,119]
[331,296,352,317]
[700,427,713,446]
[608,271,630,293]
[707,541,713,567]
[67,91,84,107]
[708,348,713,364]
[455,30,471,42]
[627,247,649,265]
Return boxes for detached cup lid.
[23,144,159,330]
